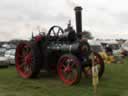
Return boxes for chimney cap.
[74,6,82,11]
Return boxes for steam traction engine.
[15,6,104,85]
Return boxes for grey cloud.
[1,0,128,41]
[115,12,128,25]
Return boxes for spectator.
[105,44,113,56]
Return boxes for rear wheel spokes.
[19,49,31,69]
[22,46,31,57]
[19,44,31,70]
[15,42,35,78]
[19,62,26,69]
[23,64,32,74]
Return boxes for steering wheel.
[47,26,64,41]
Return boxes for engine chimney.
[74,6,82,39]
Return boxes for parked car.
[0,47,6,56]
[0,47,8,67]
[0,56,9,67]
[4,49,15,65]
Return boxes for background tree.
[81,30,93,39]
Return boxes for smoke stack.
[74,6,82,38]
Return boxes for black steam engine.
[15,6,104,85]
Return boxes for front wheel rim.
[58,56,80,85]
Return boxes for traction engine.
[15,6,104,85]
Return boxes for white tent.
[100,40,118,44]
[122,40,128,51]
[88,40,101,46]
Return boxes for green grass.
[0,58,128,96]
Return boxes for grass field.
[0,59,128,96]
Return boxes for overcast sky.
[0,0,128,41]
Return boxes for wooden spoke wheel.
[15,42,42,78]
[57,54,81,85]
[15,42,32,78]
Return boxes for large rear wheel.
[57,54,81,85]
[15,42,42,78]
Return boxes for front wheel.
[57,54,81,85]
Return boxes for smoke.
[66,0,86,8]
[66,0,80,8]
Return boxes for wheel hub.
[64,66,72,73]
[24,53,32,65]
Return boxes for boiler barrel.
[47,43,79,54]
